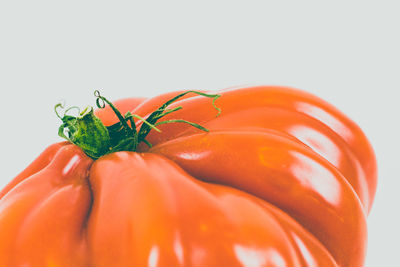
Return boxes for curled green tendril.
[137,90,221,144]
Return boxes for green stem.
[56,90,221,159]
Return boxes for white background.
[0,1,398,266]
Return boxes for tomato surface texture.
[0,86,377,267]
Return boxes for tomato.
[0,86,376,267]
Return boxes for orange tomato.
[0,86,376,267]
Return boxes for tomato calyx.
[55,90,221,159]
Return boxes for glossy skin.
[0,86,377,267]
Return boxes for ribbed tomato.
[0,86,376,267]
